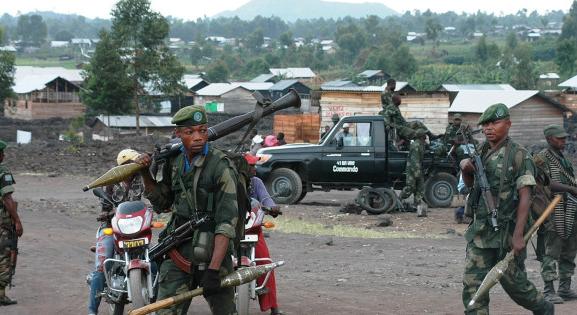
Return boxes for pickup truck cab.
[256,115,458,207]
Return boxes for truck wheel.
[356,187,396,214]
[424,172,457,208]
[266,168,303,204]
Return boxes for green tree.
[279,31,293,48]
[506,32,518,51]
[556,39,577,77]
[17,14,47,46]
[335,23,367,63]
[561,0,577,39]
[390,45,418,79]
[0,51,15,106]
[245,28,264,53]
[54,30,74,42]
[425,17,442,46]
[110,0,185,133]
[80,31,133,117]
[475,35,489,62]
[511,44,537,89]
[206,60,229,82]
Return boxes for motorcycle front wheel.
[109,302,124,315]
[236,282,250,315]
[128,268,149,310]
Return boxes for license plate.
[122,238,147,249]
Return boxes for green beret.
[171,105,208,126]
[478,103,509,125]
[0,140,6,151]
[543,124,568,138]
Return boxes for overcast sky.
[0,0,575,20]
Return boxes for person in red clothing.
[244,154,283,315]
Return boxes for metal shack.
[449,90,570,145]
[319,83,449,135]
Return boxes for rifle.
[8,222,17,288]
[148,215,208,263]
[462,130,500,231]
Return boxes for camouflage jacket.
[465,138,536,249]
[0,164,15,225]
[406,140,425,173]
[380,90,393,110]
[382,104,407,128]
[444,123,474,146]
[145,145,239,243]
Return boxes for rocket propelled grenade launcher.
[82,90,301,191]
[467,194,562,309]
[127,261,285,315]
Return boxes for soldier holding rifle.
[136,105,239,315]
[460,104,554,314]
[533,125,577,304]
[0,140,22,306]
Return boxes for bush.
[444,56,465,65]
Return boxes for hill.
[215,0,398,21]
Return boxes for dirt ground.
[1,174,576,315]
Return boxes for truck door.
[320,121,375,184]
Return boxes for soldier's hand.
[512,233,525,256]
[201,268,222,298]
[134,153,152,168]
[460,158,475,175]
[15,220,23,237]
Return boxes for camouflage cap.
[0,140,6,151]
[543,124,568,138]
[171,105,208,126]
[477,103,509,125]
[452,113,462,120]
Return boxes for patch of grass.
[16,57,78,69]
[270,216,447,239]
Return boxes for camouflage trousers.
[0,226,10,289]
[156,255,236,315]
[463,243,547,314]
[540,229,577,282]
[396,121,429,141]
[400,166,424,202]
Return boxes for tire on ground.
[424,172,458,208]
[356,187,396,214]
[265,167,303,204]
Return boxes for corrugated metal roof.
[269,67,316,78]
[539,73,560,79]
[449,90,539,113]
[196,82,272,96]
[269,80,301,91]
[13,66,84,94]
[321,80,357,88]
[250,74,276,82]
[559,74,577,88]
[183,75,206,89]
[321,81,410,92]
[358,70,382,78]
[441,84,515,91]
[97,115,174,128]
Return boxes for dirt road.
[3,175,575,315]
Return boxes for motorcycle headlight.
[256,154,272,165]
[117,217,143,235]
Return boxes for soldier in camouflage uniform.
[460,104,553,315]
[446,114,475,164]
[0,140,22,306]
[399,129,428,217]
[380,79,434,142]
[533,125,577,304]
[136,106,238,315]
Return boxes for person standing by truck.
[399,129,428,217]
[460,103,554,315]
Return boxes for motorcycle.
[235,198,281,315]
[91,188,159,314]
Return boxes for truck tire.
[356,187,396,214]
[266,167,303,204]
[424,172,457,208]
[296,190,307,203]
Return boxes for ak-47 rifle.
[461,129,500,231]
[148,215,208,263]
[8,221,17,288]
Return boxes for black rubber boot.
[543,281,564,304]
[533,300,554,315]
[0,295,17,306]
[558,278,577,300]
